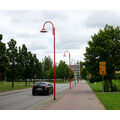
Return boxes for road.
[0,82,75,110]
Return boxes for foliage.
[0,34,73,84]
[0,35,8,81]
[46,60,74,80]
[0,36,43,83]
[7,39,18,80]
[80,67,87,79]
[88,79,120,92]
[42,56,53,71]
[56,60,69,79]
[84,25,120,91]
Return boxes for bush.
[89,75,101,83]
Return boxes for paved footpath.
[45,80,105,110]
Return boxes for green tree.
[42,56,53,71]
[7,39,18,87]
[46,67,54,79]
[0,34,8,82]
[84,25,120,91]
[56,60,69,79]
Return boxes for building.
[71,63,81,79]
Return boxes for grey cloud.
[56,37,88,50]
[84,11,120,28]
[17,33,39,38]
[2,10,120,62]
[28,42,48,51]
[10,10,68,25]
[40,10,69,21]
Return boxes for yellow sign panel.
[99,62,106,75]
[89,74,91,79]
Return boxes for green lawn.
[96,93,120,110]
[50,81,69,84]
[87,81,103,92]
[87,80,120,110]
[0,82,33,92]
[87,79,120,92]
[0,80,69,92]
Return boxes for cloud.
[84,11,120,28]
[1,10,120,63]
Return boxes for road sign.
[89,74,92,79]
[99,62,106,75]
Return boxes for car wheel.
[32,91,35,96]
[47,89,51,95]
[52,89,53,94]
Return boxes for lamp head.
[40,28,47,33]
[63,53,66,57]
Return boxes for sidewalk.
[44,80,105,110]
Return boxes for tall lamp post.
[63,51,71,89]
[71,60,76,86]
[40,21,56,100]
[77,64,78,84]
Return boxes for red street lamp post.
[40,21,56,100]
[71,60,76,86]
[77,64,78,84]
[63,51,71,89]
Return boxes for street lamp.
[40,21,56,100]
[63,51,71,89]
[71,60,76,86]
[77,64,78,84]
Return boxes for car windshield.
[34,83,46,86]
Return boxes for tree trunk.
[33,78,35,85]
[12,79,14,88]
[25,79,27,86]
[0,72,1,82]
[109,76,113,91]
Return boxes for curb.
[26,83,76,110]
[26,88,69,110]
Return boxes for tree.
[84,24,120,91]
[0,34,8,82]
[46,67,54,79]
[56,60,69,79]
[80,67,87,79]
[42,56,53,71]
[7,39,18,87]
[79,61,88,80]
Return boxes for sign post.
[99,62,106,92]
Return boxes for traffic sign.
[99,62,106,75]
[89,74,92,79]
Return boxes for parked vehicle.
[32,82,53,95]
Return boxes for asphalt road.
[0,83,74,110]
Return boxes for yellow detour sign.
[99,62,106,75]
[89,74,92,79]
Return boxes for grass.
[0,82,33,92]
[50,81,69,84]
[87,80,120,110]
[96,93,120,110]
[87,81,103,92]
[87,79,120,92]
[0,80,69,92]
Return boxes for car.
[32,82,53,96]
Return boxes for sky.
[0,10,120,64]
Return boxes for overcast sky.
[0,10,120,64]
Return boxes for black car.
[32,82,53,95]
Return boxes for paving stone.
[45,80,105,110]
